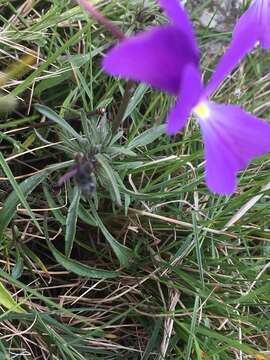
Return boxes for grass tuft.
[0,0,270,358]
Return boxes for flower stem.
[112,81,135,133]
[77,0,134,133]
[77,0,125,40]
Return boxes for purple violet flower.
[206,0,270,95]
[103,0,270,195]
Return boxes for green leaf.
[34,70,71,97]
[90,203,133,267]
[124,83,148,120]
[43,185,66,225]
[47,238,118,279]
[20,244,49,274]
[0,282,25,313]
[142,319,162,360]
[108,146,136,157]
[78,205,96,226]
[35,104,82,140]
[196,325,263,356]
[65,187,81,257]
[127,125,165,150]
[68,54,91,67]
[11,249,24,280]
[96,153,122,207]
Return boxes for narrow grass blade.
[196,326,267,357]
[65,187,81,257]
[47,237,118,279]
[78,205,96,226]
[11,24,91,97]
[124,83,148,120]
[0,282,25,313]
[127,125,165,150]
[0,152,42,236]
[192,212,205,288]
[20,244,49,275]
[11,249,24,280]
[0,161,73,241]
[35,104,82,140]
[142,319,162,360]
[96,153,122,206]
[90,203,133,267]
[43,185,66,225]
[185,295,200,360]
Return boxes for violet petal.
[167,64,202,134]
[158,0,199,55]
[205,0,270,96]
[233,0,270,49]
[198,103,270,194]
[103,26,198,95]
[205,30,258,97]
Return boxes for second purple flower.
[103,0,270,195]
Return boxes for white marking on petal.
[193,101,211,121]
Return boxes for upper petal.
[205,27,259,96]
[158,0,199,55]
[257,0,270,48]
[205,0,266,96]
[103,26,199,95]
[234,0,270,49]
[198,103,270,194]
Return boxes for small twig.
[129,208,239,239]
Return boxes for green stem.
[112,81,135,133]
[77,0,125,40]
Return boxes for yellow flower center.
[193,102,210,120]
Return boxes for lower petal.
[198,103,270,194]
